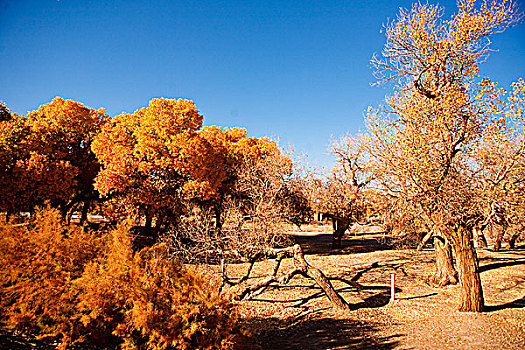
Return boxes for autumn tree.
[0,103,29,216]
[367,0,523,311]
[164,139,305,264]
[473,79,525,250]
[0,98,107,219]
[0,101,12,122]
[92,98,222,231]
[196,126,297,230]
[309,135,372,248]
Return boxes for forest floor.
[231,225,525,349]
[1,225,524,349]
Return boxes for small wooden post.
[390,273,395,302]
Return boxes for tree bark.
[473,226,488,248]
[508,228,523,249]
[451,225,484,312]
[332,218,350,249]
[432,235,458,286]
[235,244,350,310]
[493,225,506,251]
[80,199,90,224]
[214,203,223,232]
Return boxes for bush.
[0,206,106,347]
[0,207,243,349]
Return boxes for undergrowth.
[0,207,244,349]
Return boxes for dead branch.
[233,244,350,310]
[417,231,433,251]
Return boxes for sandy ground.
[1,228,524,349]
[231,231,525,349]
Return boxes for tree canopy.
[366,0,524,311]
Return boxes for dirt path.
[234,233,525,349]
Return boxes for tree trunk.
[235,245,350,310]
[508,228,522,249]
[432,236,458,286]
[80,199,90,224]
[332,218,350,249]
[473,226,488,248]
[214,204,223,232]
[493,225,506,251]
[451,225,484,312]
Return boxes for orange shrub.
[0,207,244,349]
[0,206,106,347]
[77,227,244,350]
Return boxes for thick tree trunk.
[235,244,350,310]
[508,228,523,249]
[451,225,484,312]
[432,236,458,286]
[493,225,506,251]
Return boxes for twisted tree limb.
[233,244,350,310]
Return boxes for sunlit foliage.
[366,0,523,312]
[0,207,242,349]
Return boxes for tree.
[164,139,302,265]
[92,98,220,229]
[0,98,107,219]
[309,135,372,248]
[367,0,523,311]
[0,101,12,122]
[196,125,286,230]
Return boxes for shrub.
[0,207,244,349]
[0,206,106,347]
[77,226,244,350]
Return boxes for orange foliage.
[92,99,219,222]
[0,98,108,214]
[77,228,242,350]
[92,99,281,225]
[367,0,523,312]
[0,207,243,349]
[0,206,106,347]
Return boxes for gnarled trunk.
[234,244,350,310]
[493,224,506,251]
[432,235,458,286]
[508,227,523,249]
[451,225,484,312]
[417,231,433,251]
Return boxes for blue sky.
[1,0,524,169]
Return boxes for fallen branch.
[234,244,350,310]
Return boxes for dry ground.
[2,226,524,349]
[229,229,525,349]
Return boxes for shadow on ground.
[486,294,525,312]
[290,234,392,256]
[249,317,402,350]
[479,258,525,272]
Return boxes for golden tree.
[0,98,107,218]
[367,0,523,311]
[92,98,219,229]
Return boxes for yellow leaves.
[92,98,284,222]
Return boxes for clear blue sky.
[1,0,524,169]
